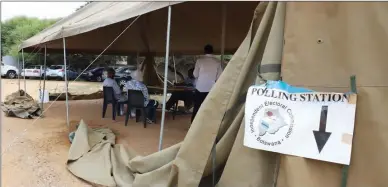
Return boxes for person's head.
[204,44,214,54]
[188,68,194,79]
[107,68,115,79]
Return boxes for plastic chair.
[102,87,127,120]
[125,90,149,128]
[102,87,118,120]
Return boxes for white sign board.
[37,89,49,103]
[244,85,357,165]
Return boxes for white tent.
[20,1,258,55]
[21,2,388,187]
[19,0,260,159]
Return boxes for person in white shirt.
[191,44,223,122]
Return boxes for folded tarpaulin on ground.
[1,90,42,119]
[49,90,103,101]
[67,120,182,186]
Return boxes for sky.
[1,2,86,21]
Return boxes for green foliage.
[1,16,59,62]
[1,15,122,69]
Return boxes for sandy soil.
[1,79,189,186]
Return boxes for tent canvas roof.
[20,1,259,55]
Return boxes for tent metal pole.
[17,54,20,91]
[63,38,70,127]
[136,51,139,66]
[38,50,42,105]
[173,54,177,83]
[158,5,172,151]
[41,45,47,110]
[221,3,227,65]
[39,51,42,90]
[212,4,227,187]
[22,48,26,95]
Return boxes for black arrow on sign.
[313,105,332,153]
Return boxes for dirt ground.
[1,79,190,186]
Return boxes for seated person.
[103,68,126,102]
[165,68,196,111]
[125,71,158,124]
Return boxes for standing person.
[191,44,223,122]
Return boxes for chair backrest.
[103,86,116,102]
[127,89,145,108]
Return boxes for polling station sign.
[244,81,357,165]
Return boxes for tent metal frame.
[41,45,47,110]
[18,4,227,185]
[158,5,172,151]
[21,48,26,95]
[17,55,20,91]
[63,38,70,127]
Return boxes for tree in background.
[1,16,58,59]
[1,15,123,70]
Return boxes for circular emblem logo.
[249,101,295,146]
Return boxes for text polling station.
[244,81,357,165]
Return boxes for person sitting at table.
[165,68,196,111]
[125,70,159,124]
[103,68,126,101]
